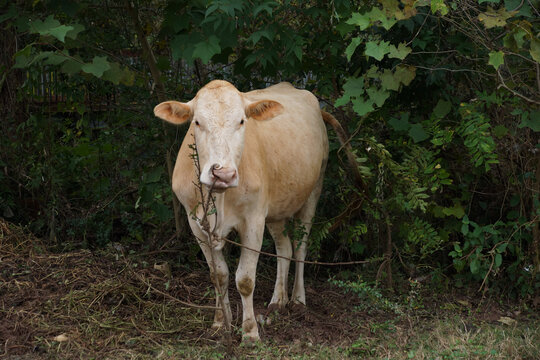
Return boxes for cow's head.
[154,80,283,191]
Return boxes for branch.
[497,70,540,105]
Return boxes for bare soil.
[1,219,538,359]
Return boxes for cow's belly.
[264,166,323,222]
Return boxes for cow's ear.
[154,101,192,124]
[245,100,284,121]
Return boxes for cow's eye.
[240,119,244,125]
[195,120,200,126]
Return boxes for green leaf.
[146,167,163,183]
[495,253,502,268]
[518,110,540,132]
[81,56,111,77]
[388,42,412,60]
[488,51,505,70]
[335,77,364,107]
[493,125,508,137]
[388,113,411,132]
[365,40,390,61]
[29,15,74,42]
[381,69,399,91]
[66,23,85,40]
[49,25,74,42]
[192,35,221,64]
[368,7,396,30]
[343,77,365,98]
[408,123,429,143]
[43,52,69,65]
[352,97,374,116]
[101,62,124,85]
[442,204,465,218]
[346,12,370,30]
[478,7,514,28]
[394,65,416,86]
[61,58,83,75]
[433,99,451,118]
[366,87,390,107]
[379,17,397,30]
[248,29,273,45]
[345,37,362,61]
[253,2,275,16]
[470,258,480,274]
[530,37,540,63]
[431,0,449,15]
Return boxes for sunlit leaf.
[366,87,390,107]
[346,12,370,30]
[478,7,515,28]
[394,65,416,86]
[381,69,399,91]
[352,97,374,116]
[388,42,412,60]
[345,37,362,61]
[488,51,505,70]
[431,0,448,15]
[365,40,391,61]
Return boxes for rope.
[218,237,382,266]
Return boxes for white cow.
[154,80,334,342]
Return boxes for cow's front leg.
[202,244,232,329]
[190,219,231,329]
[236,217,264,342]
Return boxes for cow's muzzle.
[207,164,238,190]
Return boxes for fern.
[457,103,499,171]
[403,218,443,260]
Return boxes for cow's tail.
[321,110,365,191]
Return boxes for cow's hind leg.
[291,174,324,305]
[188,218,231,330]
[266,220,292,311]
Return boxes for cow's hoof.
[240,335,260,347]
[267,302,286,314]
[288,301,306,313]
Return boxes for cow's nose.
[211,165,237,187]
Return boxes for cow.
[154,80,348,342]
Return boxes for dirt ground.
[1,220,538,359]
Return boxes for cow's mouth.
[210,182,229,193]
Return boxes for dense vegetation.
[1,0,539,301]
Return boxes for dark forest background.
[1,0,539,299]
